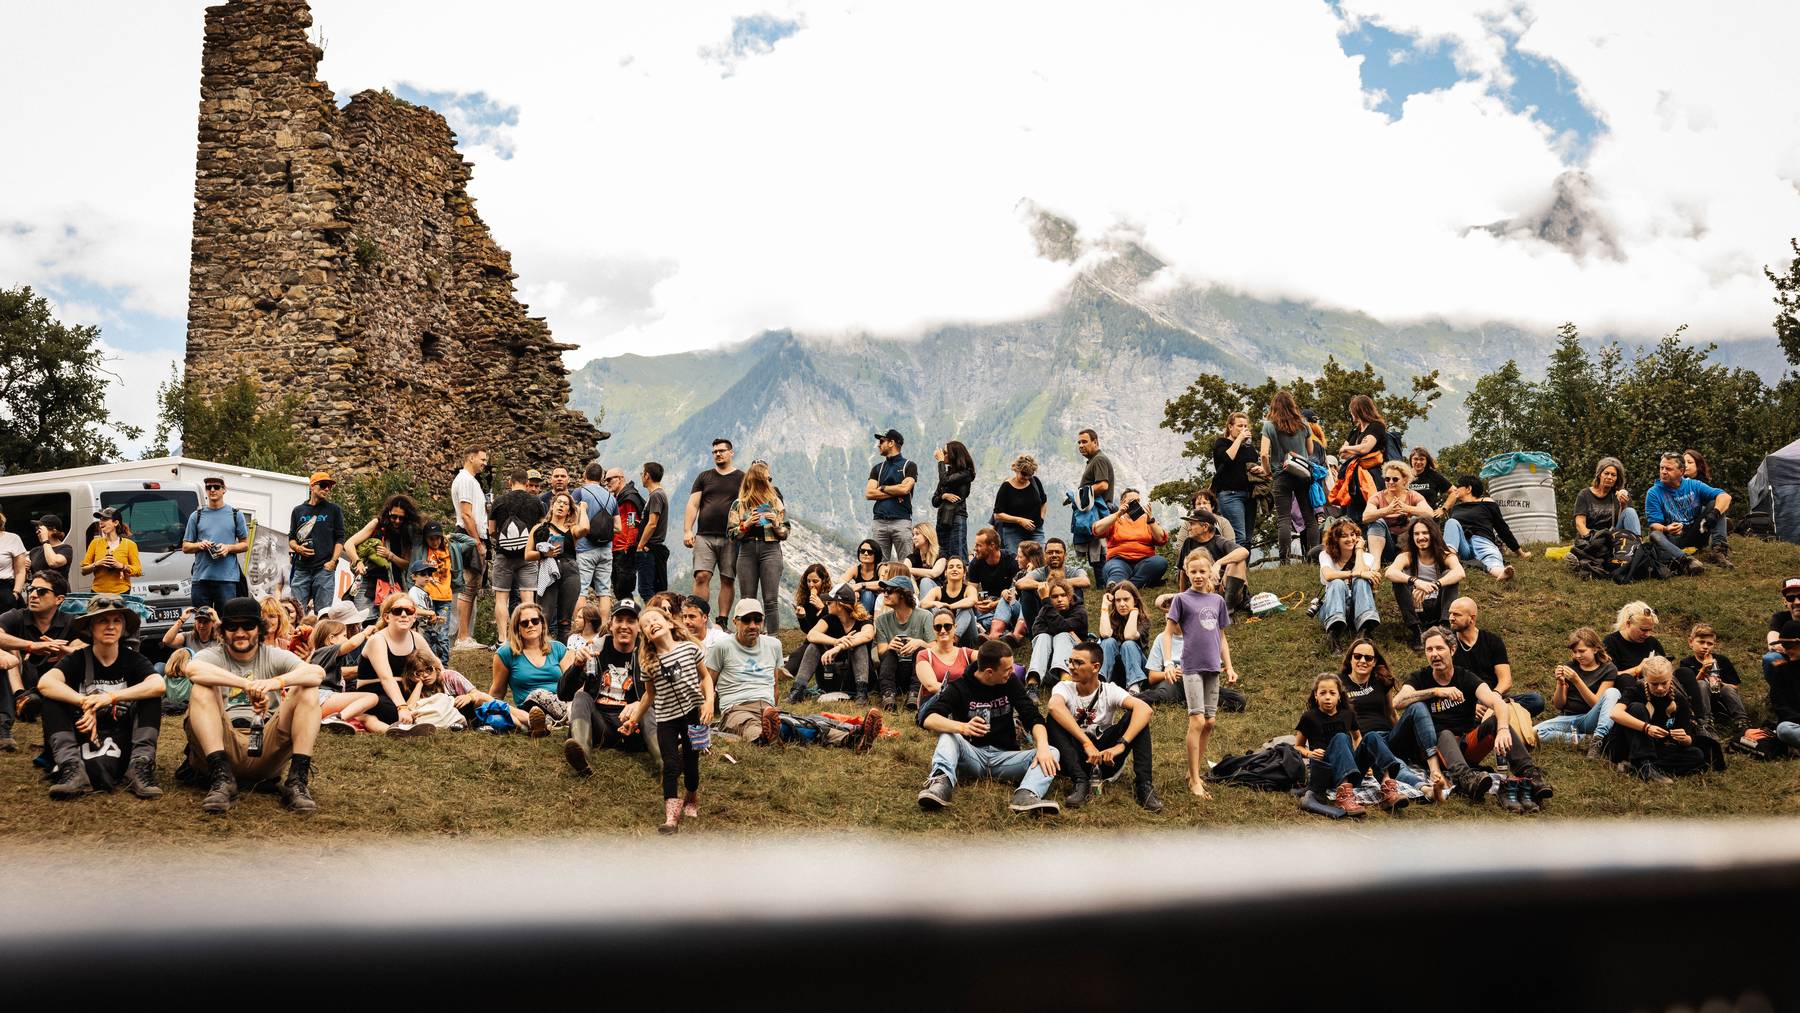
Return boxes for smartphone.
[1125,500,1145,521]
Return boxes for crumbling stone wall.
[184,0,599,487]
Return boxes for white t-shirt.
[1319,549,1376,583]
[0,531,26,579]
[704,633,783,711]
[1051,679,1130,736]
[451,468,488,540]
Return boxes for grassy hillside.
[5,539,1797,841]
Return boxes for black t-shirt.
[1453,629,1510,690]
[967,553,1019,597]
[922,672,1042,751]
[1676,654,1740,687]
[1408,470,1451,509]
[1343,674,1394,733]
[532,521,575,566]
[490,490,546,559]
[1295,706,1360,747]
[1560,661,1619,716]
[821,614,874,641]
[1351,422,1388,462]
[566,640,641,706]
[1573,488,1625,533]
[1406,665,1486,736]
[1773,610,1797,633]
[308,643,360,692]
[1446,501,1520,551]
[1176,533,1242,587]
[51,647,155,745]
[1616,680,1696,733]
[1,607,76,684]
[992,479,1047,525]
[1211,437,1252,492]
[28,540,72,580]
[1602,632,1666,676]
[289,499,346,571]
[690,469,744,536]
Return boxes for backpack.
[1066,487,1112,543]
[1205,742,1305,792]
[1383,429,1405,463]
[575,486,615,545]
[1730,727,1790,761]
[495,500,532,556]
[1607,529,1681,584]
[613,489,644,553]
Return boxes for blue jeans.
[936,515,968,563]
[1027,632,1077,683]
[975,598,1019,635]
[1099,636,1148,687]
[996,522,1033,558]
[1100,554,1169,588]
[1318,577,1379,631]
[1376,702,1440,768]
[1614,508,1643,536]
[1777,722,1800,751]
[191,579,236,614]
[1309,730,1418,794]
[636,544,668,597]
[945,607,980,646]
[1534,687,1621,744]
[1648,514,1729,559]
[289,566,335,614]
[930,733,1058,797]
[577,545,614,599]
[1441,518,1503,573]
[423,599,452,662]
[1217,490,1253,548]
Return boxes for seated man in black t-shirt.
[1393,627,1551,812]
[0,570,81,755]
[916,640,1061,815]
[559,599,660,777]
[1769,577,1800,659]
[965,527,1022,642]
[1448,597,1543,717]
[39,596,165,800]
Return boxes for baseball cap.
[309,471,334,486]
[1781,619,1800,643]
[526,468,544,481]
[1783,576,1800,596]
[829,583,858,606]
[611,599,641,619]
[203,475,226,489]
[409,559,438,575]
[34,514,64,532]
[732,598,765,620]
[1184,508,1217,526]
[879,574,916,595]
[872,428,904,446]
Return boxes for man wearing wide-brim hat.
[181,596,327,814]
[38,594,165,801]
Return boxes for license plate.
[154,608,185,622]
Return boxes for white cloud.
[3,0,1799,425]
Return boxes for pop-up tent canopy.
[1749,437,1800,545]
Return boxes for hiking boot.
[1064,778,1091,810]
[1640,764,1674,785]
[1456,770,1492,803]
[1299,790,1347,819]
[563,738,592,777]
[0,733,15,753]
[1519,781,1541,814]
[854,708,883,754]
[527,706,549,738]
[1518,764,1555,800]
[1134,782,1164,813]
[1378,775,1405,813]
[682,791,699,819]
[880,693,898,713]
[658,797,682,834]
[1325,625,1344,653]
[1584,733,1608,761]
[123,758,163,800]
[852,690,870,706]
[173,758,202,786]
[758,705,784,749]
[1498,777,1524,814]
[202,766,239,814]
[281,777,317,813]
[1009,788,1060,816]
[1332,781,1366,817]
[916,774,954,811]
[386,722,436,738]
[48,761,92,800]
[321,716,357,735]
[1684,558,1705,576]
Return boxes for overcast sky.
[3,1,1798,448]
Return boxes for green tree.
[1764,237,1800,366]
[151,366,306,474]
[0,285,143,473]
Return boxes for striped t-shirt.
[650,641,706,723]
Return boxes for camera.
[247,714,265,757]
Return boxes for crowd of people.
[0,397,1794,831]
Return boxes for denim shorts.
[489,554,539,595]
[1183,670,1222,717]
[691,534,737,577]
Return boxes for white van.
[0,477,205,642]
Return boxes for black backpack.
[1383,429,1405,462]
[1205,743,1305,792]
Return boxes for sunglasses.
[858,549,875,555]
[1785,594,1800,603]
[1384,475,1403,483]
[518,617,544,628]
[389,607,417,617]
[1352,652,1376,661]
[205,485,224,492]
[933,623,954,631]
[737,614,764,624]
[387,513,407,522]
[25,586,54,597]
[222,620,260,633]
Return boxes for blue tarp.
[1479,451,1558,481]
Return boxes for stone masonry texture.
[184,0,600,487]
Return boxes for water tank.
[1482,452,1560,545]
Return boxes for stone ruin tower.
[184,0,600,486]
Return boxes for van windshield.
[100,490,200,555]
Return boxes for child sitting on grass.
[1162,550,1238,798]
[1293,673,1410,817]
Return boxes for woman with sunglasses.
[839,539,885,616]
[349,593,438,737]
[345,495,423,607]
[490,602,591,737]
[81,507,141,596]
[1338,637,1446,801]
[914,608,976,711]
[533,491,588,644]
[919,556,978,646]
[257,597,294,654]
[1361,460,1431,565]
[727,461,787,634]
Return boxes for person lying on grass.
[1162,550,1237,799]
[1045,641,1161,813]
[916,639,1061,816]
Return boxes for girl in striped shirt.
[622,607,714,833]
